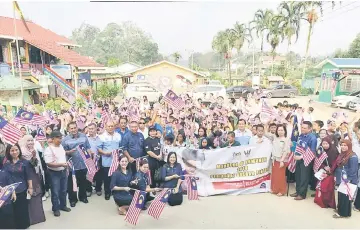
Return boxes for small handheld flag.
[77,144,96,182]
[185,176,199,200]
[0,182,21,208]
[313,146,328,172]
[148,189,171,219]
[0,116,22,145]
[124,190,147,225]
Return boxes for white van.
[124,83,162,102]
[192,84,227,101]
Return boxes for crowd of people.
[0,92,360,229]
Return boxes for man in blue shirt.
[122,121,145,175]
[61,122,93,207]
[97,121,122,200]
[290,121,317,200]
[115,117,129,141]
[86,123,100,197]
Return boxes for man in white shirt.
[138,118,148,139]
[249,124,272,147]
[44,131,71,217]
[302,107,315,122]
[234,119,252,145]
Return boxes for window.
[194,86,223,93]
[284,85,292,89]
[275,85,283,89]
[137,86,156,92]
[340,76,360,92]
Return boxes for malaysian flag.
[0,182,21,208]
[163,90,185,110]
[77,144,97,182]
[124,190,147,225]
[295,140,315,167]
[261,100,276,117]
[287,152,296,173]
[68,160,78,192]
[148,189,171,219]
[108,149,119,177]
[135,157,152,185]
[12,109,47,127]
[0,116,22,145]
[313,146,328,172]
[35,127,47,141]
[101,110,109,125]
[44,110,59,125]
[303,144,315,167]
[185,176,199,200]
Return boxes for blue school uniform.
[161,163,183,191]
[110,170,133,206]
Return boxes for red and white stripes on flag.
[0,117,22,145]
[77,144,97,182]
[313,152,328,172]
[135,157,152,185]
[185,176,199,200]
[108,149,119,177]
[261,100,276,117]
[12,110,47,127]
[148,189,170,219]
[287,152,296,173]
[101,110,109,124]
[124,190,146,225]
[303,147,315,167]
[163,90,185,110]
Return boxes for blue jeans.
[49,169,68,211]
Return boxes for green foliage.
[172,52,182,64]
[75,98,86,109]
[71,22,161,66]
[94,84,120,102]
[45,99,70,113]
[80,89,90,97]
[347,33,360,58]
[300,88,314,95]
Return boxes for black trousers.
[12,191,30,229]
[354,187,360,210]
[67,168,88,203]
[337,192,352,217]
[102,167,111,196]
[308,161,317,191]
[0,203,15,229]
[39,152,51,194]
[295,159,311,198]
[168,192,183,206]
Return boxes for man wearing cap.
[43,131,71,217]
[144,126,162,188]
[61,122,93,207]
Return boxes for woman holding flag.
[131,158,161,209]
[314,136,339,209]
[161,152,183,206]
[333,140,358,218]
[110,154,133,215]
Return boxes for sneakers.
[53,210,60,217]
[42,196,47,201]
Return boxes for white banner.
[164,142,272,196]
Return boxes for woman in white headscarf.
[18,135,46,225]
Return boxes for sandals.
[118,207,127,215]
[276,193,283,197]
[333,213,343,219]
[353,207,360,212]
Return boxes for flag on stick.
[0,116,22,145]
[108,149,119,177]
[68,160,78,192]
[148,189,171,219]
[163,90,185,110]
[185,176,199,200]
[313,146,328,172]
[124,190,147,225]
[77,144,96,182]
[12,109,47,127]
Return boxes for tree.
[231,22,252,53]
[347,33,360,58]
[298,1,337,79]
[251,9,274,53]
[172,52,182,64]
[71,21,161,66]
[275,1,303,78]
[266,17,284,76]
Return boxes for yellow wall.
[131,62,200,93]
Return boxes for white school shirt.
[44,145,67,171]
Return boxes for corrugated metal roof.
[0,16,102,68]
[0,76,41,91]
[330,58,360,67]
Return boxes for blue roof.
[330,58,360,67]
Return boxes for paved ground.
[34,184,359,229]
[34,97,360,229]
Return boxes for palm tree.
[266,16,285,76]
[298,1,337,79]
[172,52,182,64]
[231,22,252,53]
[250,9,274,77]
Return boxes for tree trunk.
[302,21,313,80]
[229,59,232,85]
[271,52,275,76]
[285,40,291,80]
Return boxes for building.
[0,16,103,105]
[261,56,286,68]
[265,76,284,87]
[315,58,360,103]
[124,60,208,93]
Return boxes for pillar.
[24,42,29,63]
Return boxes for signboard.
[50,64,72,80]
[166,143,272,196]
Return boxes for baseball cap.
[148,126,157,132]
[50,131,62,138]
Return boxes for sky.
[1,1,360,59]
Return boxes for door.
[283,85,293,97]
[273,85,284,97]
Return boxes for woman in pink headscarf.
[18,135,46,226]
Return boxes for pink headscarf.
[18,135,35,161]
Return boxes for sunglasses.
[139,122,145,124]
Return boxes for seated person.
[132,158,161,209]
[110,154,133,215]
[161,152,183,206]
